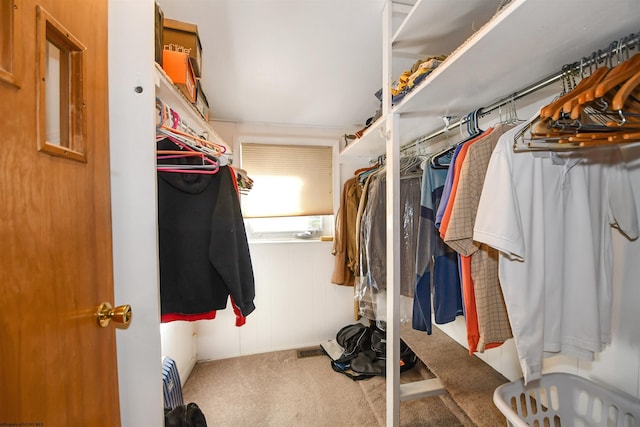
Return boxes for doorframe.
[108,1,164,425]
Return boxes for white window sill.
[248,237,333,245]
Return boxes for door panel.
[0,0,119,425]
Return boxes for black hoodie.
[157,138,255,321]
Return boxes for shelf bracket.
[379,125,391,141]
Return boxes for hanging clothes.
[412,153,463,334]
[332,174,366,319]
[473,116,638,384]
[157,138,256,324]
[354,167,379,320]
[434,143,464,229]
[431,127,495,354]
[356,157,423,321]
[442,123,514,354]
[435,118,485,230]
[438,127,493,238]
[331,175,364,287]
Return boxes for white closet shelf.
[341,117,386,157]
[392,0,505,57]
[154,62,232,154]
[343,0,640,157]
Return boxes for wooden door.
[0,0,121,425]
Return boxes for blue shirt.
[412,161,463,333]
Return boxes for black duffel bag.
[164,402,208,427]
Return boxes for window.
[241,142,334,241]
[244,215,333,241]
[36,5,87,162]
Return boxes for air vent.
[296,346,326,359]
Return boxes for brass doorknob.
[96,302,132,328]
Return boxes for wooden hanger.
[538,56,640,140]
[552,54,640,121]
[577,53,640,105]
[578,56,635,103]
[523,36,640,150]
[612,69,640,111]
[539,65,573,119]
[353,163,380,176]
[552,66,611,120]
[591,53,640,100]
[540,66,609,120]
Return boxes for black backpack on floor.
[330,322,417,380]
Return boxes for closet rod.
[400,30,640,153]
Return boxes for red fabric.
[161,310,217,323]
[160,296,248,327]
[230,295,246,327]
[459,255,477,354]
[229,165,240,196]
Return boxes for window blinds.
[240,143,333,218]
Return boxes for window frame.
[0,0,20,88]
[237,135,340,242]
[36,5,87,162]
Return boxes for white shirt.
[473,118,638,384]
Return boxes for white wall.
[196,241,357,360]
[161,321,197,386]
[211,120,353,158]
[109,1,164,426]
[189,121,359,361]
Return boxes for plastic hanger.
[155,97,227,157]
[430,110,485,169]
[156,133,220,175]
[400,155,423,178]
[430,115,462,169]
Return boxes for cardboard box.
[195,79,210,120]
[162,49,197,103]
[154,3,164,66]
[163,18,202,77]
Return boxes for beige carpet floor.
[182,348,476,426]
[399,324,510,427]
[182,324,512,426]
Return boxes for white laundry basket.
[493,372,640,427]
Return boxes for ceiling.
[157,0,389,131]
